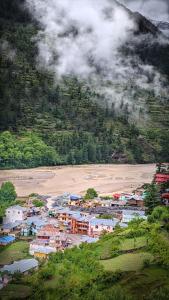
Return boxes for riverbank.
[0,164,155,197]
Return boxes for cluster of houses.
[67,192,146,208]
[0,200,147,257]
[0,163,168,289]
[0,188,150,284]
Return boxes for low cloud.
[25,0,168,121]
[0,40,16,61]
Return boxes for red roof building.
[113,194,120,200]
[162,193,169,200]
[37,224,59,240]
[155,174,169,184]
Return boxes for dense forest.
[0,0,169,169]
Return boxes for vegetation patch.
[100,252,154,272]
[0,284,32,300]
[120,266,169,300]
[0,241,30,265]
[120,236,147,251]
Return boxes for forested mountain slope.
[0,0,168,168]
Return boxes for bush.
[143,258,151,268]
[84,188,98,200]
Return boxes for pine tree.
[144,183,161,214]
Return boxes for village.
[0,163,169,289]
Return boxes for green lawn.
[0,284,32,300]
[120,236,147,251]
[0,241,30,265]
[101,252,154,272]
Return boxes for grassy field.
[0,284,32,300]
[120,266,169,299]
[0,241,30,265]
[120,236,147,251]
[101,252,154,272]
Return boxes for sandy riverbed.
[0,164,156,197]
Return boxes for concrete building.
[4,205,27,224]
[122,210,147,223]
[88,218,118,237]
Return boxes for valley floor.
[0,164,155,196]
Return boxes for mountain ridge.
[0,0,168,168]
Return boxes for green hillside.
[1,206,169,300]
[0,0,168,169]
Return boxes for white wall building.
[4,205,27,224]
[89,218,118,237]
[122,210,147,223]
[29,241,56,256]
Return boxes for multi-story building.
[88,218,118,237]
[4,205,27,224]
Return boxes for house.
[27,207,41,217]
[122,210,147,223]
[1,221,22,235]
[0,259,38,274]
[69,194,82,206]
[56,208,75,223]
[37,224,60,241]
[70,213,95,235]
[88,218,118,237]
[4,205,27,224]
[25,216,48,236]
[111,200,126,207]
[161,193,169,206]
[47,193,70,209]
[0,235,15,246]
[113,193,121,200]
[29,240,56,259]
[33,248,55,259]
[99,200,112,207]
[30,231,69,258]
[155,174,169,184]
[156,163,169,174]
[127,195,144,208]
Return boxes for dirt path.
[0,164,155,196]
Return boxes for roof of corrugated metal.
[0,259,38,274]
[7,205,27,212]
[89,218,118,226]
[0,235,15,243]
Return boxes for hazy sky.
[120,0,169,22]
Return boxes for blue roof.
[2,221,22,230]
[122,210,145,216]
[70,194,82,201]
[27,217,47,227]
[0,235,15,244]
[90,218,118,226]
[81,236,99,243]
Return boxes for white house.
[29,241,56,256]
[4,205,27,224]
[88,218,119,237]
[122,210,147,223]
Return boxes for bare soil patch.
[0,164,155,196]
